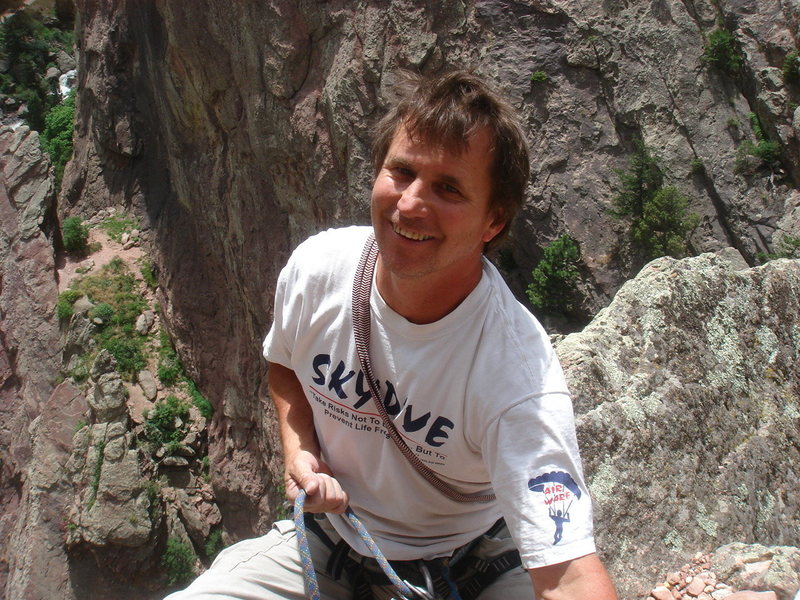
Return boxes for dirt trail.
[56,226,145,293]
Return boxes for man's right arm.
[268,361,349,513]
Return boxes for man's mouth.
[393,224,433,241]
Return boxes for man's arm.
[268,361,349,513]
[528,553,618,600]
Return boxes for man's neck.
[374,256,484,325]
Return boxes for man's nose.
[397,179,429,216]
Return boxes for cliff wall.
[1,0,797,597]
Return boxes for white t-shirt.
[263,226,596,569]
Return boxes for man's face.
[370,124,504,285]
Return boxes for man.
[169,70,617,600]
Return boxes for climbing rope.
[293,489,415,600]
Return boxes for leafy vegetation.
[143,395,191,451]
[158,330,184,387]
[187,380,214,420]
[611,143,698,261]
[0,9,74,131]
[87,440,106,509]
[67,258,149,379]
[736,113,781,171]
[203,529,224,560]
[62,216,89,254]
[704,28,742,75]
[140,260,158,290]
[41,90,75,187]
[100,214,139,243]
[530,70,549,84]
[526,235,581,316]
[56,288,81,321]
[162,537,196,586]
[757,234,800,262]
[783,51,800,85]
[631,187,699,260]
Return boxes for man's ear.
[482,211,507,244]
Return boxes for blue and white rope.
[293,489,415,600]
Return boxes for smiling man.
[167,70,617,600]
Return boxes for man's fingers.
[299,473,349,513]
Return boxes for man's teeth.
[394,225,432,241]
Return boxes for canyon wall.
[1,0,798,597]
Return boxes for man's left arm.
[528,553,618,600]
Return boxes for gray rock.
[162,456,189,468]
[711,543,800,600]
[90,349,116,380]
[137,369,157,400]
[89,372,129,423]
[557,253,800,598]
[135,310,155,335]
[72,295,95,316]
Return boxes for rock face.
[556,252,800,598]
[0,125,66,598]
[63,0,800,554]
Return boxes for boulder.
[557,251,800,598]
[711,544,800,600]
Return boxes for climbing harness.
[294,489,415,600]
[294,490,521,600]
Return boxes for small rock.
[688,577,708,596]
[123,240,137,250]
[138,369,158,400]
[121,232,130,245]
[161,456,189,468]
[726,592,777,600]
[651,585,673,600]
[135,310,155,335]
[711,590,733,600]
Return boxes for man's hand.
[269,362,350,515]
[529,553,617,600]
[284,449,349,514]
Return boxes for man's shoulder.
[292,226,372,260]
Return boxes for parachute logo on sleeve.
[528,471,582,545]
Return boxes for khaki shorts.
[165,517,533,599]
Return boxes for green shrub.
[89,302,115,324]
[144,395,191,449]
[55,289,81,320]
[101,336,146,380]
[187,380,213,420]
[783,51,800,85]
[704,28,742,74]
[739,112,781,167]
[631,186,699,260]
[0,10,61,130]
[140,260,158,290]
[41,90,75,187]
[158,331,184,387]
[203,529,224,560]
[610,142,663,219]
[758,234,800,262]
[526,235,581,315]
[530,70,549,84]
[611,144,699,260]
[100,215,138,243]
[62,216,89,254]
[162,537,196,586]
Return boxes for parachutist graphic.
[549,506,570,545]
[529,471,581,545]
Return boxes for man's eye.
[393,167,413,177]
[441,183,461,196]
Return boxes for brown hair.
[371,69,530,251]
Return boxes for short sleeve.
[482,393,596,568]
